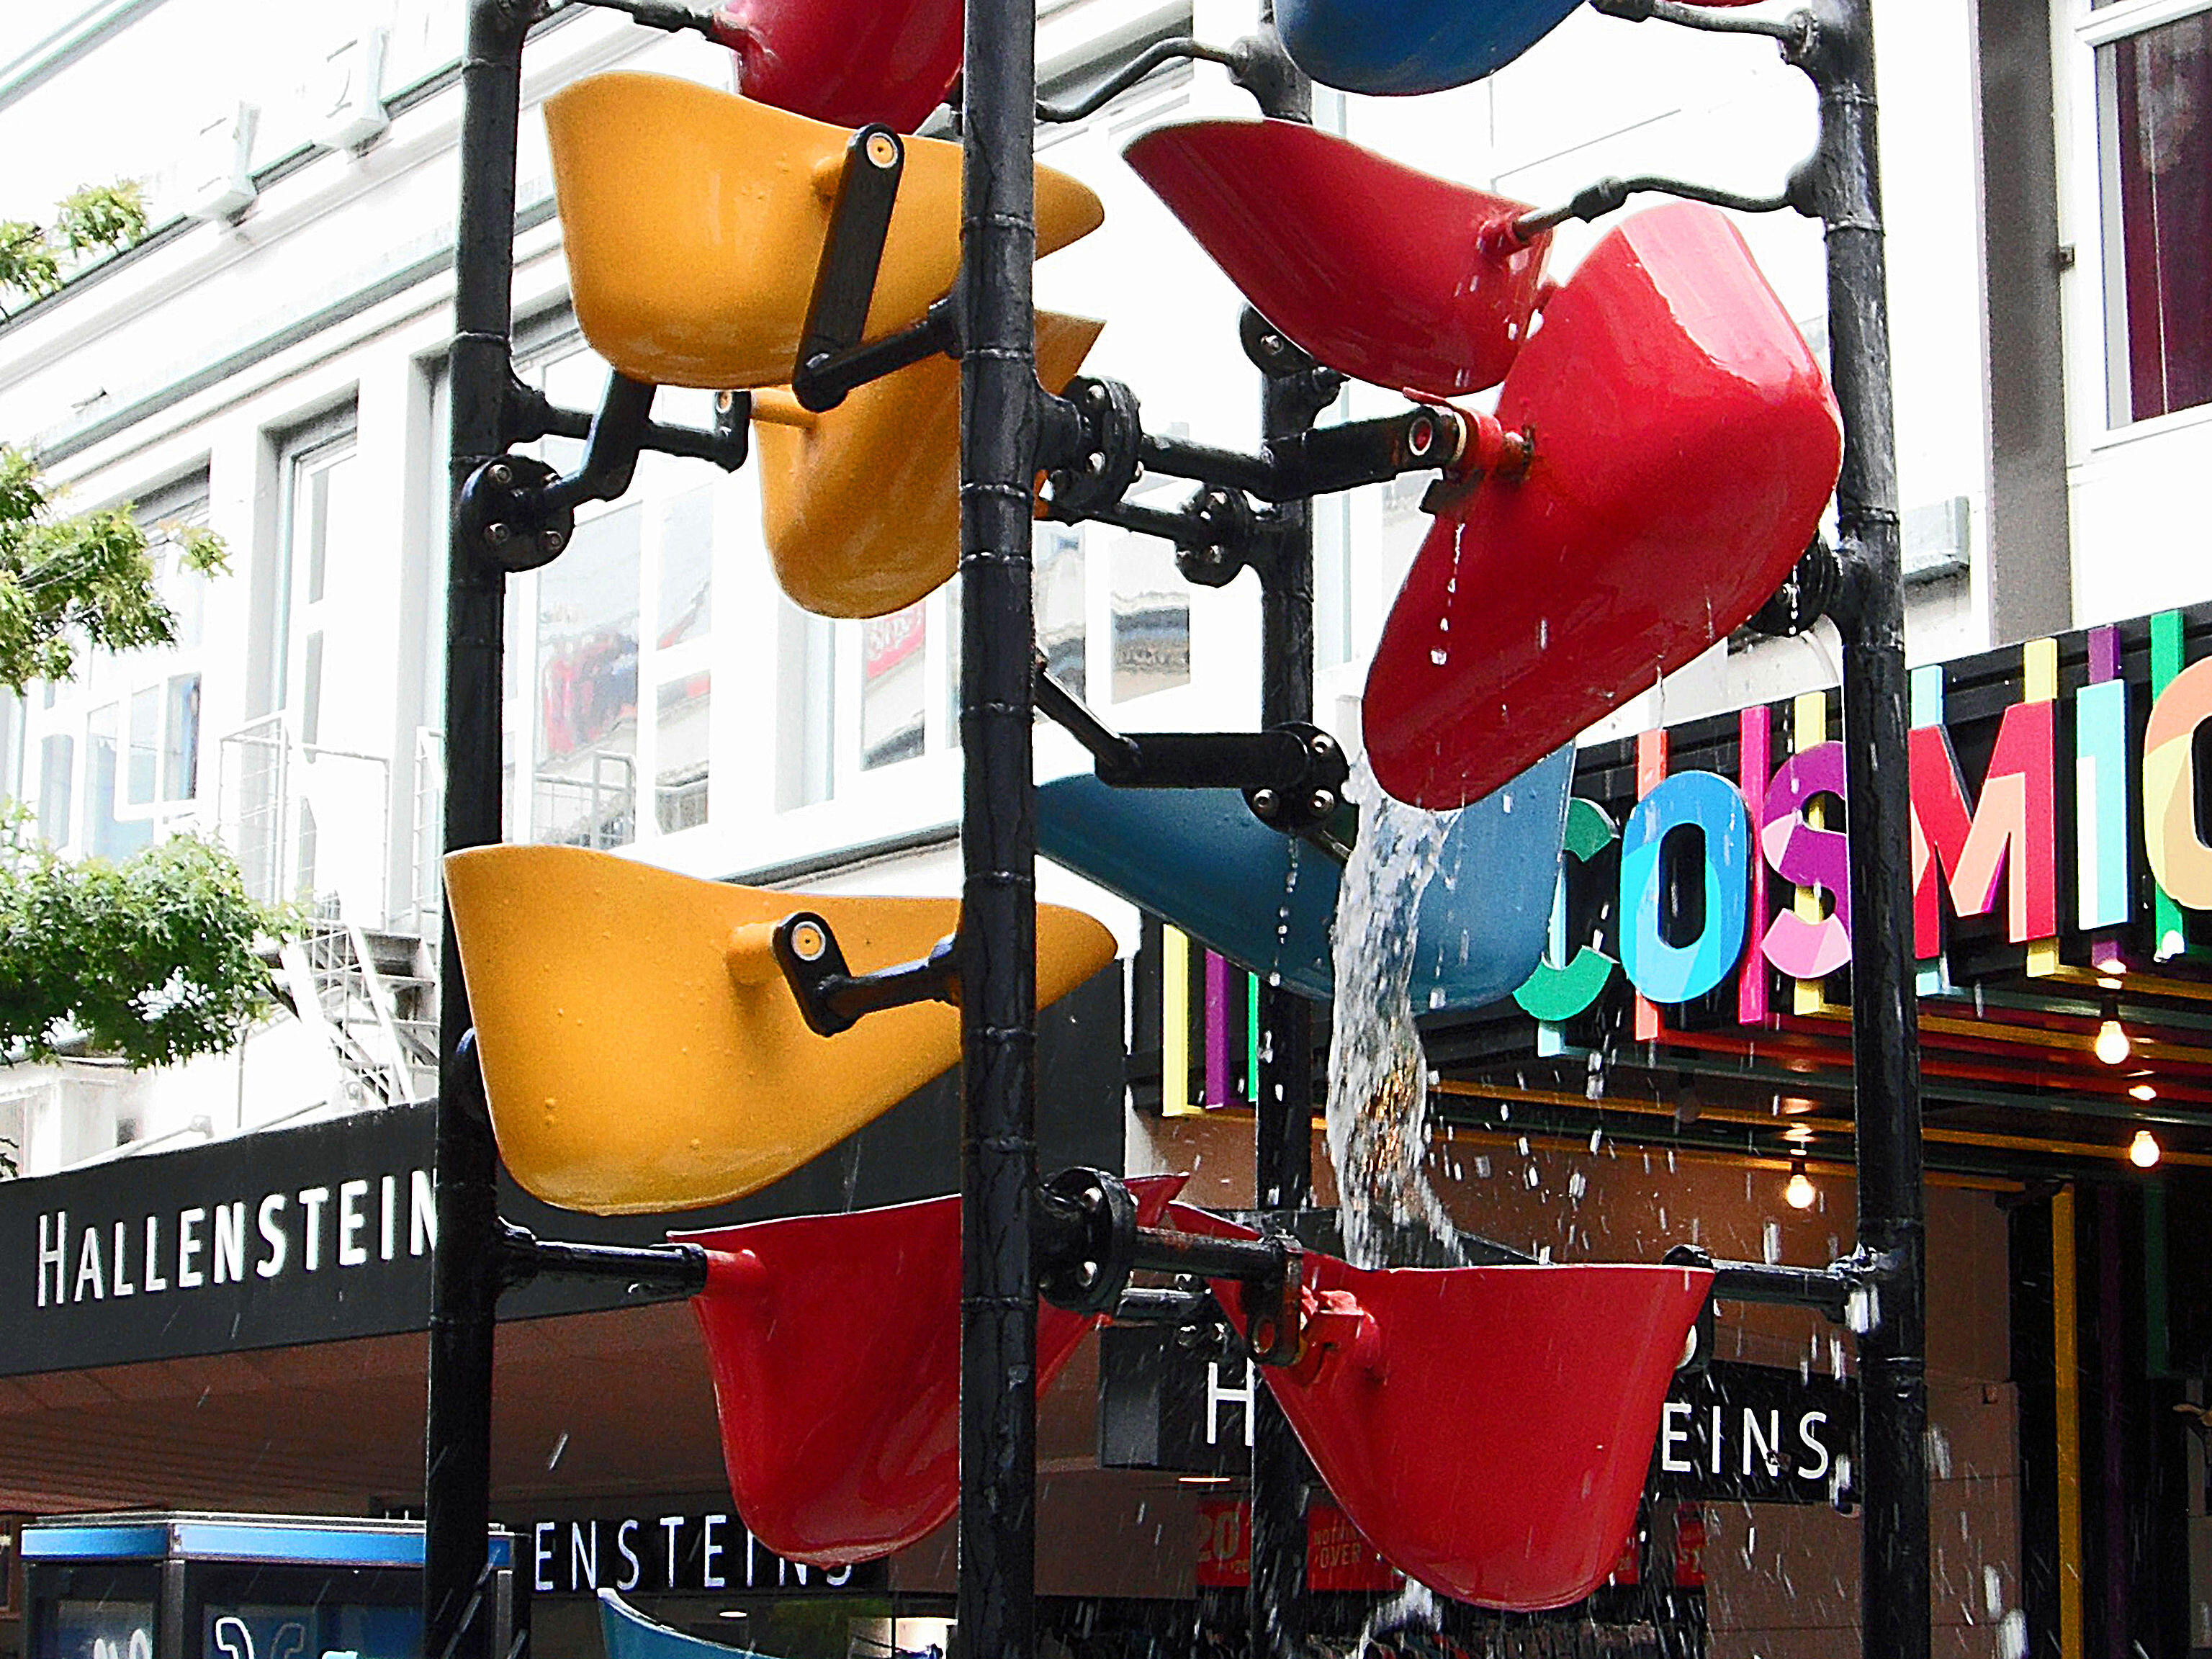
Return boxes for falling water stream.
[1323,752,1459,1269]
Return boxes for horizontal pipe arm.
[499,1222,709,1296]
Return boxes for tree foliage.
[0,445,227,693]
[0,808,295,1071]
[0,180,147,311]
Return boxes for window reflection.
[2100,14,2212,423]
[1035,523,1087,701]
[534,504,642,849]
[861,603,927,771]
[1111,530,1190,701]
[656,673,711,833]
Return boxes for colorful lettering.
[1907,698,2057,958]
[1621,773,1751,1004]
[2143,655,2212,913]
[1515,798,1619,1025]
[1760,742,1851,980]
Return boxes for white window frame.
[17,468,216,857]
[2054,0,2212,454]
[499,314,725,852]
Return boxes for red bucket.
[1171,1204,1712,1611]
[1125,119,1551,399]
[678,1175,1185,1564]
[1363,202,1843,811]
[711,0,961,132]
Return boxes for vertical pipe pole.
[956,0,1040,1647]
[1804,2,1931,1654]
[426,4,529,1655]
[1248,30,1319,1655]
[2050,1185,2085,1659]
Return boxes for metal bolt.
[484,521,513,546]
[1252,788,1280,818]
[865,132,899,168]
[486,462,513,488]
[1310,790,1336,817]
[1408,414,1436,456]
[1087,382,1108,405]
[791,921,827,961]
[1077,1260,1100,1287]
[1310,733,1336,756]
[539,528,567,554]
[1086,451,1106,475]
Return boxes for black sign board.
[2,970,1124,1377]
[3,1105,439,1379]
[1651,1360,1858,1510]
[1099,1325,1256,1477]
[1101,1329,1856,1509]
[511,1498,888,1599]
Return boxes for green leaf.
[0,807,299,1071]
[53,180,147,256]
[0,445,230,696]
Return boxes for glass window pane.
[300,631,324,749]
[655,673,711,833]
[38,733,74,846]
[658,487,714,648]
[775,599,835,811]
[307,467,331,605]
[1112,531,1190,701]
[0,691,21,802]
[87,705,150,860]
[534,504,642,848]
[1035,523,1086,702]
[2101,15,2212,423]
[861,603,927,771]
[164,673,201,801]
[127,685,160,806]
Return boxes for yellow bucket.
[445,844,1118,1215]
[754,312,1105,619]
[544,72,1106,390]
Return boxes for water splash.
[1326,752,1456,1268]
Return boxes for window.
[0,692,22,805]
[16,470,212,857]
[2086,3,2212,424]
[37,734,73,847]
[1109,521,1190,703]
[500,318,724,848]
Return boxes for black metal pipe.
[425,5,530,1657]
[1035,35,1244,124]
[1110,1285,1215,1326]
[1034,665,1142,775]
[1137,408,1455,505]
[1511,172,1799,241]
[540,372,656,513]
[796,300,963,411]
[956,0,1042,1646]
[499,1223,711,1296]
[1127,1224,1289,1284]
[1138,431,1279,498]
[1796,2,1931,1653]
[1710,1262,1854,1321]
[508,377,750,469]
[1249,19,1318,1656]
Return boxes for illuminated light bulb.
[2130,1083,2157,1102]
[2095,1017,2131,1066]
[1785,1159,1817,1210]
[2129,1129,2162,1170]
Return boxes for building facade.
[0,1,2206,1656]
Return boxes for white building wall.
[0,0,2200,1172]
